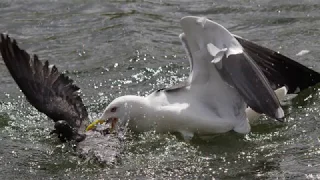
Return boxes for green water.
[1,0,320,179]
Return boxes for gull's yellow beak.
[86,119,105,131]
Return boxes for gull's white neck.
[112,95,152,131]
[115,94,176,132]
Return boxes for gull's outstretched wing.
[180,16,284,120]
[0,34,88,140]
[235,36,320,93]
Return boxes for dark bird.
[0,34,87,142]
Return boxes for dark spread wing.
[235,35,320,93]
[214,52,284,119]
[0,34,88,130]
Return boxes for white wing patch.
[196,17,207,28]
[227,46,243,57]
[207,43,222,56]
[207,43,227,68]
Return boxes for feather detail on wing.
[0,34,88,140]
[235,35,320,93]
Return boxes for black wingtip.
[236,36,320,94]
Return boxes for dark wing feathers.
[160,35,320,97]
[215,52,283,118]
[0,34,88,130]
[236,36,320,93]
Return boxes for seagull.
[86,16,320,140]
[1,16,320,143]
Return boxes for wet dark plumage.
[0,34,88,141]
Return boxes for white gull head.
[99,95,148,130]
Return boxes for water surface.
[1,0,320,179]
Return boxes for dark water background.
[1,0,320,179]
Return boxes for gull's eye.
[110,107,117,112]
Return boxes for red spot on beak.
[108,117,118,130]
